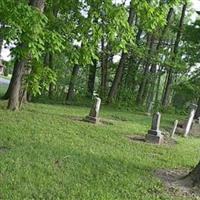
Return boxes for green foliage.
[0,0,198,110]
[27,64,57,96]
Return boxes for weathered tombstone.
[147,101,154,116]
[170,120,178,138]
[85,97,101,123]
[146,112,164,145]
[184,104,198,137]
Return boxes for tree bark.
[19,67,32,108]
[146,65,157,106]
[100,38,109,98]
[136,34,154,105]
[65,65,79,103]
[136,64,150,105]
[7,60,26,110]
[0,37,3,55]
[87,61,97,98]
[155,67,163,104]
[194,97,200,119]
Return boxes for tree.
[107,0,135,103]
[183,161,200,187]
[4,0,46,110]
[1,0,191,111]
[162,3,187,107]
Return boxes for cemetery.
[1,0,200,199]
[0,96,200,199]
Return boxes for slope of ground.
[0,101,199,200]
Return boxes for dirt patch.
[156,169,200,199]
[0,146,10,153]
[128,135,146,143]
[68,116,114,125]
[127,135,178,146]
[68,116,85,122]
[110,115,129,122]
[100,119,114,125]
[163,136,178,146]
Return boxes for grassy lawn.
[0,101,199,199]
[0,84,8,97]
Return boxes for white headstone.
[171,120,178,138]
[85,97,101,123]
[184,104,197,137]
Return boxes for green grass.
[0,101,199,200]
[0,84,8,97]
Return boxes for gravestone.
[184,104,197,137]
[146,112,164,145]
[170,120,178,138]
[85,97,101,123]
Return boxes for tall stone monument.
[146,112,164,145]
[85,97,101,124]
[184,104,197,137]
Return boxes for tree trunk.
[48,53,54,98]
[155,67,163,104]
[124,28,143,89]
[6,0,45,109]
[0,37,3,55]
[100,38,108,98]
[156,8,174,50]
[183,161,200,187]
[7,60,26,110]
[194,97,200,119]
[141,78,150,105]
[145,8,174,107]
[136,64,150,105]
[107,52,127,103]
[18,66,32,108]
[107,2,135,103]
[146,65,157,106]
[87,61,97,98]
[136,34,154,105]
[162,4,187,107]
[125,59,141,90]
[162,69,173,106]
[65,65,79,103]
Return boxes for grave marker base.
[145,133,164,145]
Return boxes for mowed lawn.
[0,84,8,97]
[0,100,200,200]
